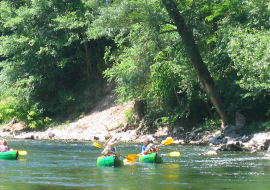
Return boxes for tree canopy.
[0,0,269,132]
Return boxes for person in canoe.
[141,138,159,155]
[0,139,10,152]
[101,137,120,157]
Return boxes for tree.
[161,0,229,128]
[86,0,270,129]
[0,0,110,127]
[1,0,268,130]
[228,29,270,119]
[87,1,202,126]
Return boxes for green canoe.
[139,153,163,163]
[0,150,18,160]
[97,155,123,167]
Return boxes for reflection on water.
[0,139,270,189]
[18,158,28,163]
[163,163,180,180]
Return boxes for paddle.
[93,126,112,150]
[103,125,113,148]
[126,154,138,159]
[161,151,181,157]
[127,151,180,159]
[123,158,135,164]
[16,150,27,156]
[125,156,136,162]
[105,125,111,137]
[93,142,104,149]
[158,137,174,146]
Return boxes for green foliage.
[191,0,270,122]
[0,96,52,128]
[0,0,269,132]
[227,29,270,119]
[160,116,178,126]
[0,0,109,128]
[228,29,270,93]
[101,0,209,125]
[241,120,270,135]
[199,118,222,132]
[0,98,17,123]
[123,108,135,123]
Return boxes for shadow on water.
[1,139,270,189]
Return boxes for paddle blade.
[126,157,136,163]
[93,142,104,149]
[127,154,139,159]
[167,151,180,157]
[162,137,174,145]
[123,158,134,164]
[18,150,27,156]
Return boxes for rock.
[235,112,245,130]
[154,127,169,137]
[241,135,250,142]
[217,140,247,151]
[209,133,222,145]
[48,132,55,139]
[251,148,257,153]
[189,141,202,145]
[201,150,218,156]
[172,139,185,145]
[247,133,270,150]
[2,119,26,132]
[224,125,237,136]
[221,113,245,135]
[209,136,217,144]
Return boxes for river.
[1,139,270,190]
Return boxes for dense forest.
[0,0,269,133]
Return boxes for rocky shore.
[1,93,270,156]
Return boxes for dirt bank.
[0,89,171,143]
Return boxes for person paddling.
[0,139,10,152]
[101,137,119,157]
[141,138,159,155]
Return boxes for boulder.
[217,140,248,151]
[246,133,270,150]
[2,118,26,132]
[235,112,245,130]
[201,150,218,156]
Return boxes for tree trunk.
[162,0,229,128]
[134,100,145,124]
[84,42,91,79]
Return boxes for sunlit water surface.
[1,139,270,190]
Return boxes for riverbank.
[1,91,270,154]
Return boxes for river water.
[1,139,270,190]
